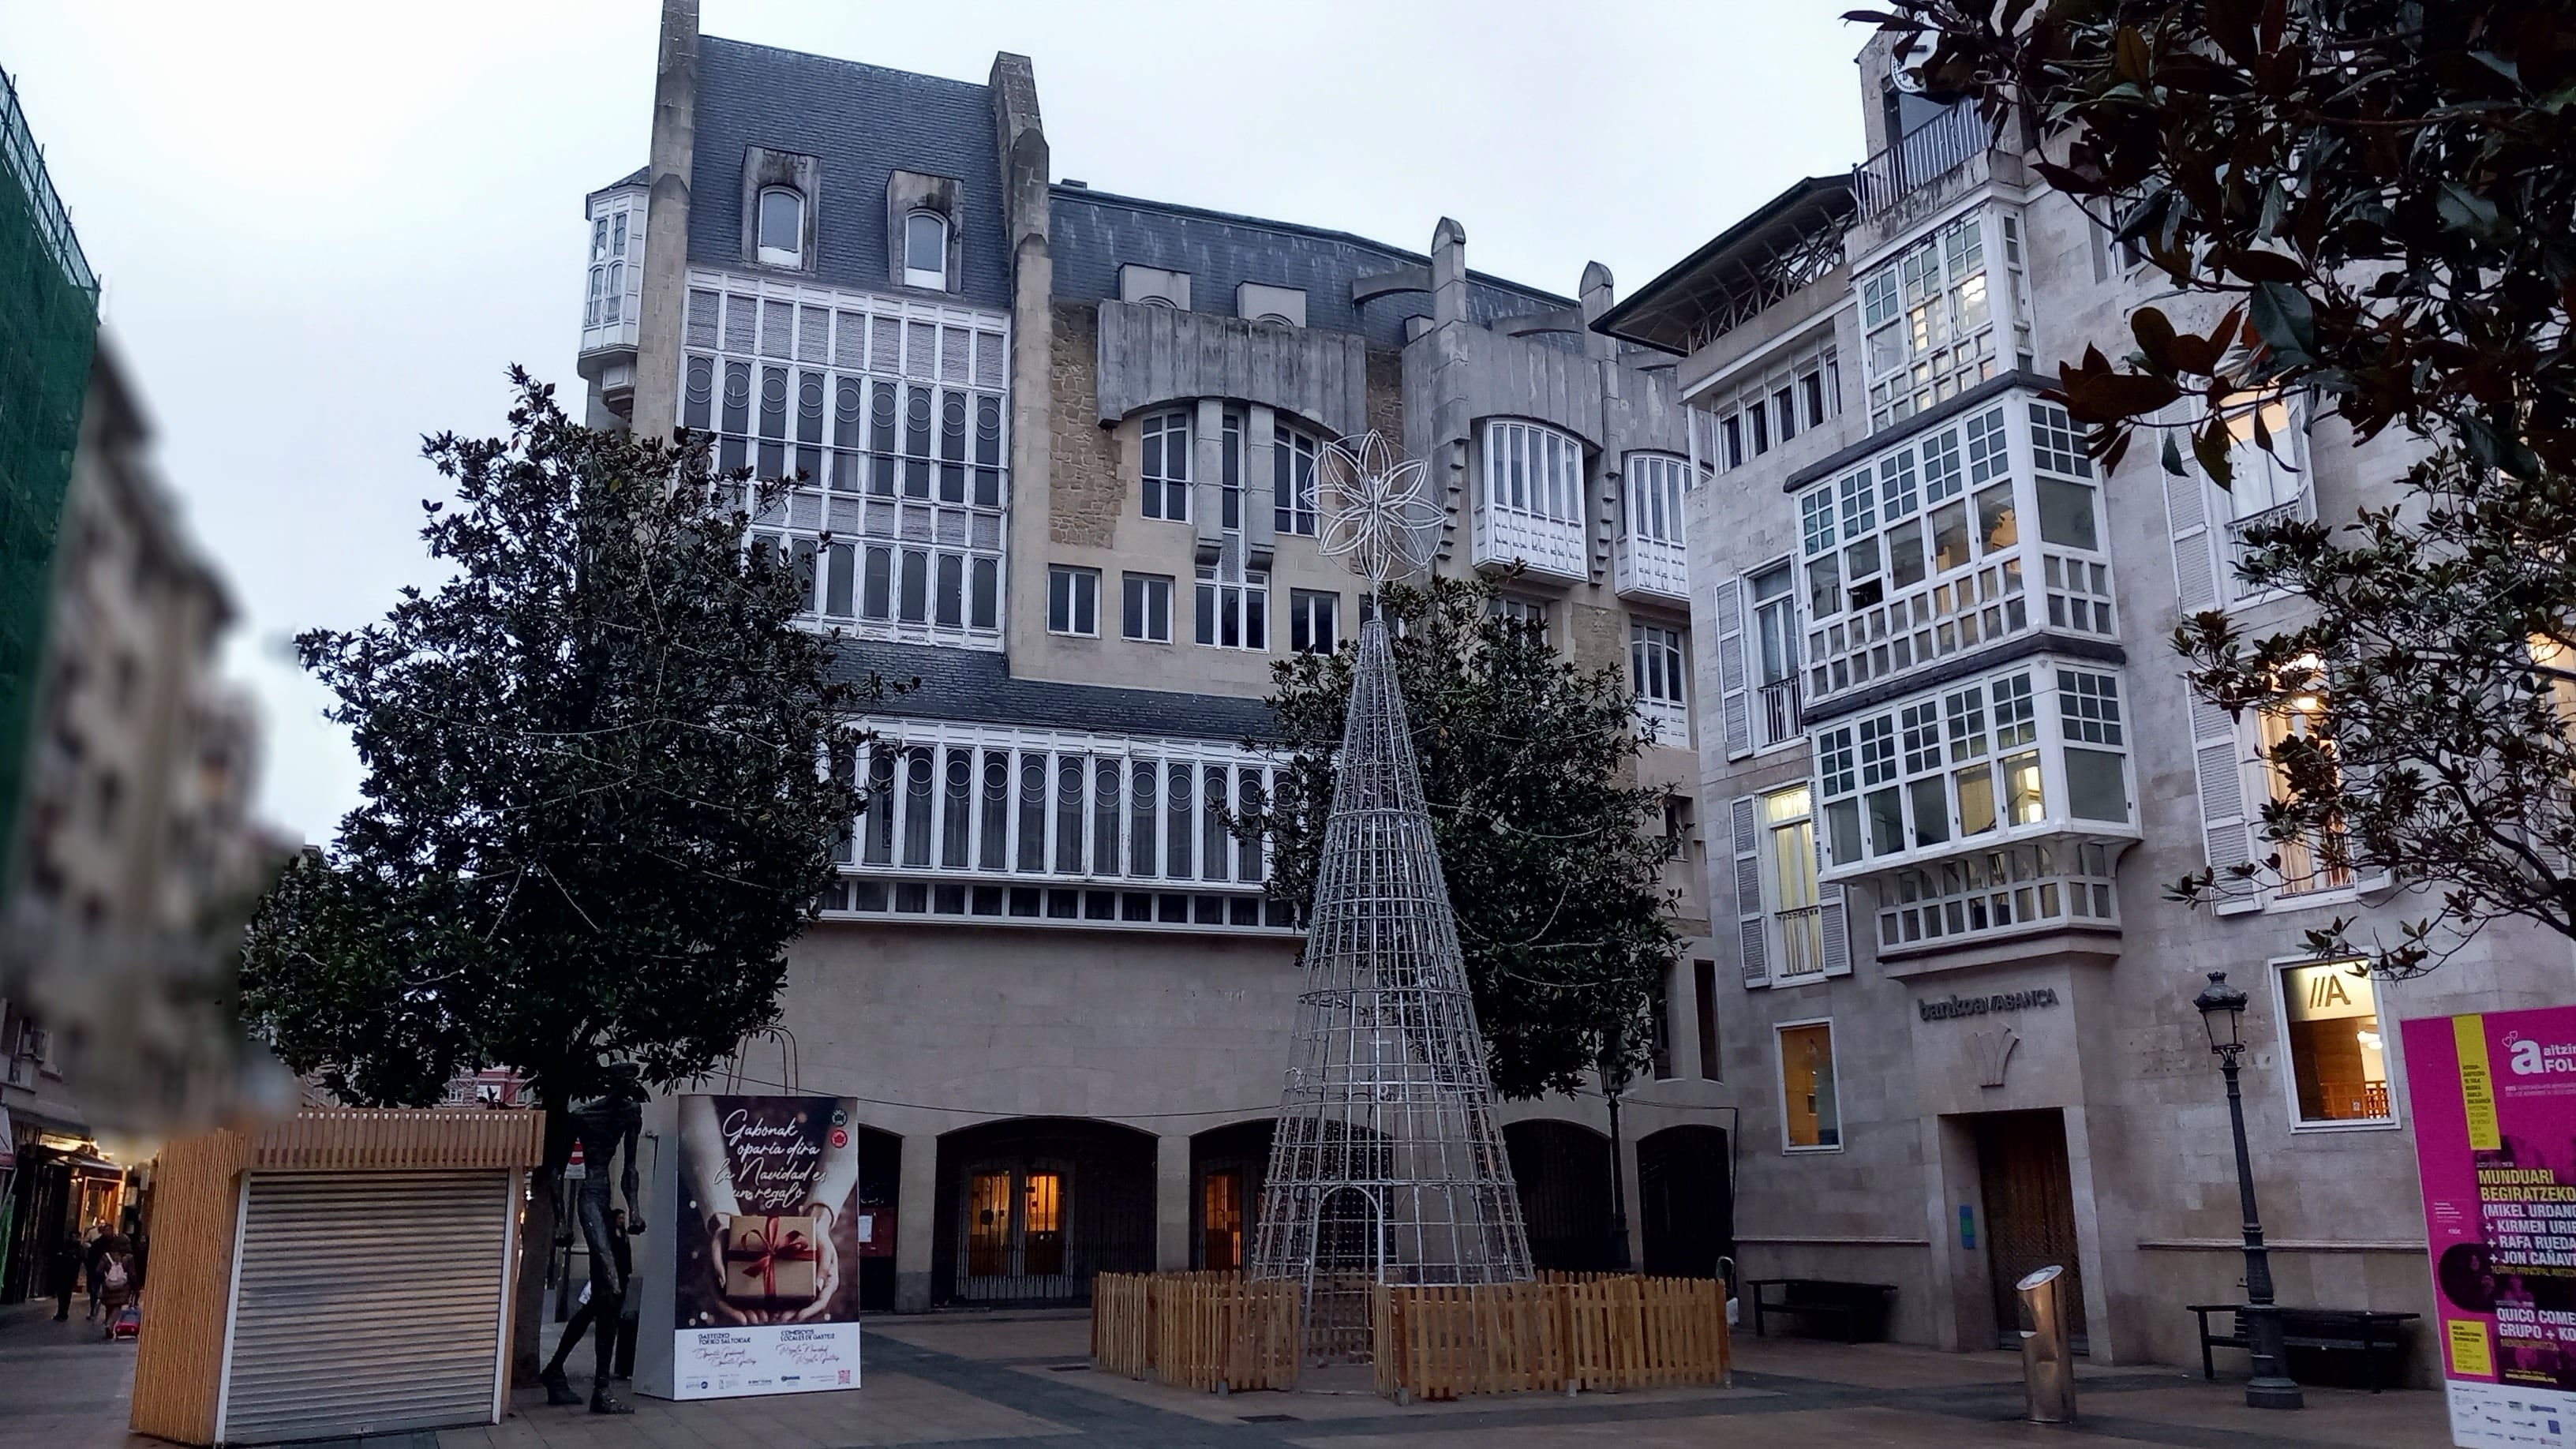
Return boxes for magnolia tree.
[241,372,878,1377]
[1856,0,2576,973]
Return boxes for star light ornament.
[1315,431,1443,587]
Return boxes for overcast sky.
[3,1,1867,847]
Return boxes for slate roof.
[1050,186,1578,350]
[831,639,1279,745]
[687,36,1012,311]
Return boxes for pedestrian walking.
[81,1225,105,1321]
[95,1245,133,1340]
[47,1234,83,1320]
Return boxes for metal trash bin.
[2018,1264,2076,1424]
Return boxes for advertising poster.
[672,1094,864,1398]
[2405,1009,2576,1448]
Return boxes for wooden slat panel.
[247,1109,544,1172]
[128,1129,247,1445]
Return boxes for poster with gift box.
[667,1094,865,1399]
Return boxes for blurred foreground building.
[577,2,1725,1310]
[0,69,275,1298]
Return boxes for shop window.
[2278,960,2393,1125]
[1779,1020,1840,1150]
[1202,1170,1243,1270]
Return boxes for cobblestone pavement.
[0,1301,2451,1448]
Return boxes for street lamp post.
[2192,971,2304,1411]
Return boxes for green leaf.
[2245,282,2319,367]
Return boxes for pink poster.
[2405,1008,2576,1448]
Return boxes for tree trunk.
[512,1159,560,1387]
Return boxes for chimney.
[1431,218,1467,330]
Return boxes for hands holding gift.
[704,1205,839,1324]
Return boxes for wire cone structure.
[1248,613,1533,1365]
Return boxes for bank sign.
[669,1095,864,1399]
[2406,1008,2576,1448]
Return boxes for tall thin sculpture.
[1247,432,1532,1364]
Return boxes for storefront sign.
[671,1095,864,1399]
[1917,987,2060,1022]
[2404,1007,2576,1448]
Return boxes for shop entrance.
[1971,1109,2086,1350]
[934,1118,1153,1305]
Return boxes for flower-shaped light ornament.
[1315,430,1442,587]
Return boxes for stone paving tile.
[0,1298,2458,1449]
[862,1311,1097,1365]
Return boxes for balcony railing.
[1852,103,1990,224]
[1758,679,1802,750]
[1774,904,1827,978]
[1614,532,1688,602]
[2223,493,2315,601]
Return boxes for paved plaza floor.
[0,1300,2454,1448]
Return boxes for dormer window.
[904,211,949,290]
[758,187,805,267]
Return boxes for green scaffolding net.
[0,63,99,893]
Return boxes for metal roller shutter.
[220,1170,511,1444]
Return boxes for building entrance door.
[960,1166,1069,1298]
[1971,1109,2087,1350]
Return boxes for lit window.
[1140,410,1191,522]
[904,211,949,290]
[1048,566,1099,637]
[1779,1022,1840,1149]
[1122,574,1174,643]
[757,187,804,268]
[2258,668,2352,894]
[2278,960,2392,1124]
[1765,787,1823,977]
[1289,590,1339,653]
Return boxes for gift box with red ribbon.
[721,1214,819,1306]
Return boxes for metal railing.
[1758,679,1802,749]
[1774,904,1827,977]
[1,67,96,297]
[1852,103,1990,223]
[2223,494,2313,599]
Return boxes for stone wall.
[1049,301,1121,549]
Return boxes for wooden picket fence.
[1096,1271,1725,1402]
[1375,1274,1731,1401]
[1091,1272,1301,1391]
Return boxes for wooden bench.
[2187,1305,2420,1392]
[1748,1279,1898,1343]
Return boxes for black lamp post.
[2192,970,2304,1411]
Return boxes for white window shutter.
[2164,446,2219,618]
[2190,693,2263,915]
[1818,884,1852,976]
[1714,577,1751,758]
[1732,796,1768,987]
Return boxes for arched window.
[757,186,804,267]
[904,211,949,290]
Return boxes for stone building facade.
[1599,34,2566,1381]
[582,2,1720,1312]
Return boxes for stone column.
[629,0,698,438]
[1156,1133,1193,1272]
[895,1129,939,1312]
[1193,398,1227,565]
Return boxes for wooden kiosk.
[130,1108,544,1445]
